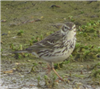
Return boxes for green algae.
[1,1,100,89]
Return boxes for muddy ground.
[1,1,100,89]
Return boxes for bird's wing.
[26,30,64,52]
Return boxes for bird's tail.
[1,50,28,57]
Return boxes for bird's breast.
[40,38,76,63]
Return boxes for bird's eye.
[62,26,69,32]
[62,26,67,32]
[64,26,67,29]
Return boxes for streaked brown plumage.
[13,22,76,81]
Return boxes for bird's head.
[61,22,76,36]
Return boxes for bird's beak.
[74,29,76,32]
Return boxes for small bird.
[13,22,76,81]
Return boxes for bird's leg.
[57,63,61,69]
[46,63,52,74]
[51,62,64,81]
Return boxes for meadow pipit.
[13,22,76,81]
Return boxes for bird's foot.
[58,77,64,81]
